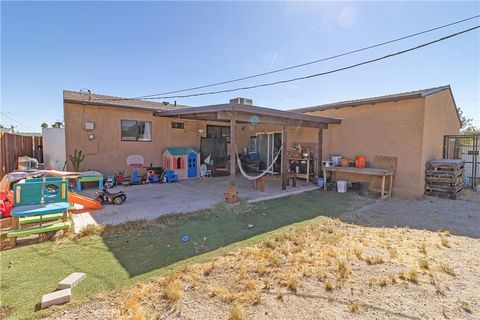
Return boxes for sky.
[1,1,479,132]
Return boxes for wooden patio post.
[282,125,288,190]
[317,128,323,177]
[229,118,236,186]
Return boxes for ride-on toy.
[95,188,127,205]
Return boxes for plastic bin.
[337,180,348,193]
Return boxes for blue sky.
[1,1,479,132]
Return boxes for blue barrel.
[317,178,324,188]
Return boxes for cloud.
[337,6,358,29]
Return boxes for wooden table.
[323,166,395,200]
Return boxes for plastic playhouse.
[162,147,201,180]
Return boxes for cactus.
[69,149,85,172]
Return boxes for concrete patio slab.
[72,175,319,232]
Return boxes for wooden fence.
[0,132,43,179]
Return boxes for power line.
[95,14,479,101]
[0,111,37,130]
[110,25,480,100]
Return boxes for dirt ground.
[44,194,480,320]
[340,190,480,238]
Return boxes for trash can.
[337,180,348,193]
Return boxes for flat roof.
[155,103,342,128]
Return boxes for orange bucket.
[355,156,366,168]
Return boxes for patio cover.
[154,103,342,190]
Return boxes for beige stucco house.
[293,85,461,197]
[64,85,460,198]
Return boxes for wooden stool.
[286,173,297,187]
[253,176,265,192]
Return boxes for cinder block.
[57,272,86,289]
[41,288,71,309]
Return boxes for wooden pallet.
[425,159,465,200]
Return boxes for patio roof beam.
[216,111,328,129]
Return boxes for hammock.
[235,145,283,181]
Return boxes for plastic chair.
[200,164,212,178]
[164,170,179,183]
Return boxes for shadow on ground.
[339,189,480,239]
[101,190,373,277]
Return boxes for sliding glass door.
[256,132,282,174]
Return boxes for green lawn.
[0,190,372,319]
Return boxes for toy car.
[95,188,126,205]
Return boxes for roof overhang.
[154,103,342,129]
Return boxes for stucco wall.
[306,99,427,197]
[420,90,461,184]
[64,103,204,175]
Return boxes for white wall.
[42,128,66,170]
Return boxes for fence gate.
[443,134,479,189]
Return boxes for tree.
[51,121,64,128]
[458,107,477,134]
[41,122,48,128]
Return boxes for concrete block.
[57,272,86,289]
[41,288,71,309]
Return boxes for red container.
[355,156,366,168]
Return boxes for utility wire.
[103,25,480,101]
[0,111,37,130]
[95,15,479,101]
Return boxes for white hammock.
[235,145,283,181]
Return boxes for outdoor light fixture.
[198,128,205,135]
[88,133,95,140]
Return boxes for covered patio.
[155,100,342,192]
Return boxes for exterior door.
[187,152,197,178]
[256,132,282,174]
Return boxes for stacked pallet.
[425,159,465,199]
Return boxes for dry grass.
[337,260,351,278]
[418,258,429,270]
[228,304,245,320]
[76,224,104,238]
[67,218,472,319]
[419,243,428,255]
[348,301,364,313]
[458,299,472,314]
[163,279,183,302]
[440,238,450,248]
[438,261,456,277]
[406,269,419,284]
[364,255,384,265]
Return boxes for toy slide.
[69,193,102,210]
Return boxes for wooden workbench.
[323,166,395,200]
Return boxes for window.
[171,122,185,129]
[121,120,152,141]
[207,125,230,138]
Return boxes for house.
[63,90,339,191]
[163,147,201,179]
[292,85,461,197]
[64,85,461,197]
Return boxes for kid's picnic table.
[75,172,103,192]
